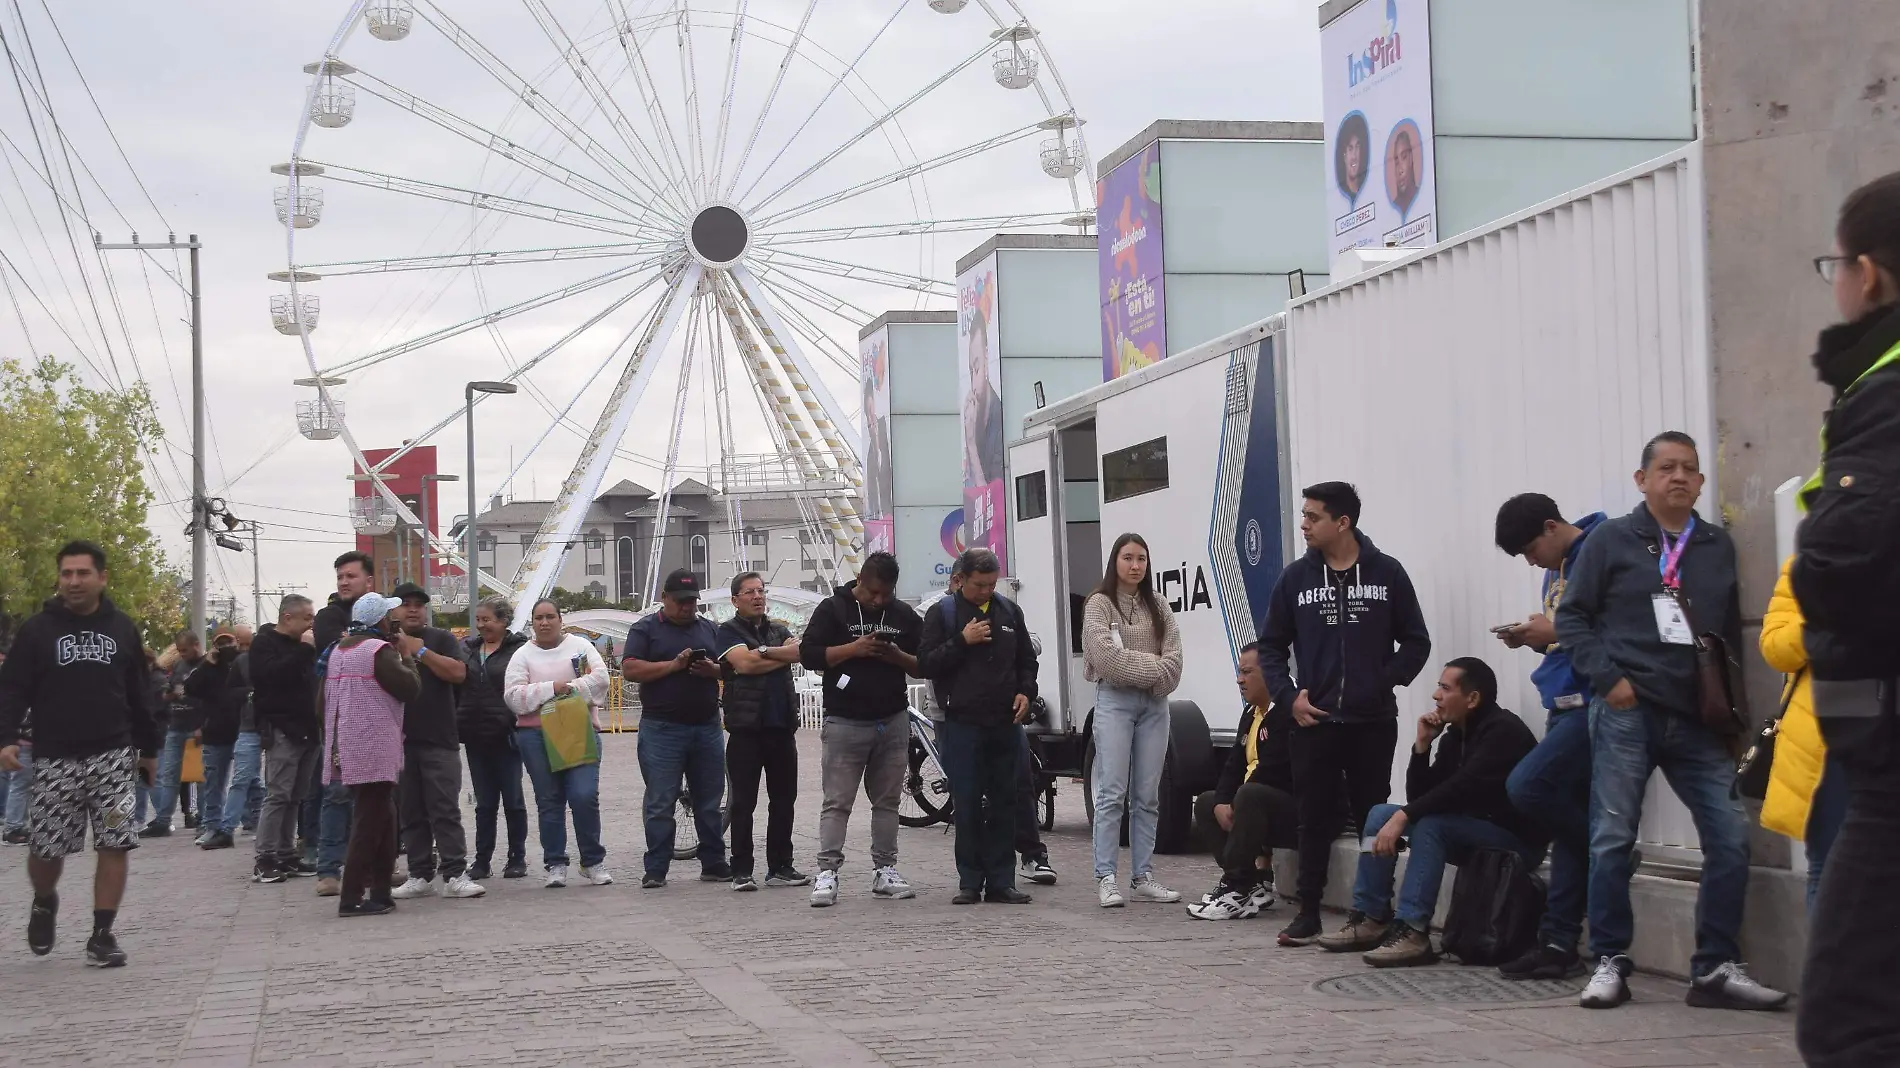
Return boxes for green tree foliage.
[546,586,617,613]
[0,356,184,650]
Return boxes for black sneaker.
[84,930,125,967]
[764,866,811,888]
[1499,941,1583,981]
[641,873,666,889]
[137,822,172,839]
[252,859,287,884]
[502,860,528,879]
[281,858,318,878]
[339,898,396,918]
[984,887,1033,905]
[732,874,759,892]
[199,831,235,850]
[700,863,734,882]
[1278,911,1324,947]
[468,862,492,881]
[183,813,199,830]
[2,828,27,845]
[27,899,55,956]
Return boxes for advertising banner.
[1322,0,1436,262]
[858,325,894,555]
[1098,142,1166,382]
[893,505,963,601]
[957,252,1007,571]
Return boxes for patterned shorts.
[28,747,140,859]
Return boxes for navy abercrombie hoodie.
[1256,529,1431,723]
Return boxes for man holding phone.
[623,569,729,888]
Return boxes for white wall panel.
[1287,149,1710,851]
[888,321,958,415]
[1158,139,1329,275]
[996,248,1098,360]
[891,415,962,508]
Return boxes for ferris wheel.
[278,0,1092,612]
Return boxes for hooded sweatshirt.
[249,622,319,743]
[1256,528,1432,723]
[1529,512,1606,712]
[798,581,922,722]
[0,595,160,759]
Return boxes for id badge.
[835,673,851,690]
[1652,594,1694,646]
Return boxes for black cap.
[391,581,429,604]
[662,568,700,599]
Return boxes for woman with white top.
[503,598,613,888]
[1082,532,1185,908]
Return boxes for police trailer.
[1008,315,1291,851]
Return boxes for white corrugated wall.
[1285,148,1710,855]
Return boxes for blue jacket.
[1529,512,1605,711]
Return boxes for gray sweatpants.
[399,743,468,881]
[816,711,909,873]
[256,729,320,863]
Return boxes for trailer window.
[1015,471,1048,521]
[1101,437,1168,502]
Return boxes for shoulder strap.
[939,595,957,628]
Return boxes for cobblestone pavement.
[0,734,1799,1067]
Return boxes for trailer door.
[1006,432,1069,731]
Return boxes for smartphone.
[1490,623,1520,635]
[688,648,710,663]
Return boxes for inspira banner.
[1323,0,1437,264]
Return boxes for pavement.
[0,733,1800,1067]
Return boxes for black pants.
[1195,782,1298,886]
[398,743,468,881]
[939,719,1021,893]
[1014,729,1045,862]
[1289,719,1397,912]
[1799,781,1900,1066]
[726,728,798,877]
[341,781,398,907]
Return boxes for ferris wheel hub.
[688,202,750,268]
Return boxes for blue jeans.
[1090,684,1170,880]
[517,726,605,870]
[218,731,264,833]
[1588,697,1750,977]
[317,780,354,879]
[198,742,235,834]
[2,745,30,831]
[147,728,192,829]
[1805,749,1851,911]
[1506,704,1592,950]
[635,719,726,878]
[465,739,528,867]
[1352,803,1544,929]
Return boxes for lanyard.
[1657,517,1695,589]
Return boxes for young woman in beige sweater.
[1082,532,1184,907]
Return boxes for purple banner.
[1098,142,1166,381]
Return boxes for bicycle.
[898,707,1057,831]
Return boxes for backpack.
[1439,848,1546,966]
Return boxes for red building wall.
[352,446,449,584]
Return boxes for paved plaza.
[0,733,1798,1067]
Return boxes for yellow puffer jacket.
[1759,557,1825,840]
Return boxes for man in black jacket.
[916,548,1038,906]
[1554,431,1784,1012]
[1188,642,1296,921]
[1257,481,1431,946]
[0,540,159,967]
[1313,658,1543,968]
[716,571,807,892]
[1792,171,1900,1066]
[799,552,922,907]
[182,631,245,850]
[250,595,319,883]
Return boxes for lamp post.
[465,380,518,613]
[419,473,458,603]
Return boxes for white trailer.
[1007,315,1292,852]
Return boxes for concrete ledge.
[1270,838,1808,991]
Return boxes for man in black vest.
[716,572,808,892]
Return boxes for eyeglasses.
[1815,255,1851,283]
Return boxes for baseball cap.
[350,592,402,626]
[662,568,700,599]
[391,581,430,604]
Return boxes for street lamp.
[466,380,518,613]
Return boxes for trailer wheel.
[1154,701,1212,855]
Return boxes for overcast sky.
[1,0,1322,615]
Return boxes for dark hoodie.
[313,593,358,657]
[458,630,527,747]
[798,581,922,722]
[1400,701,1546,849]
[0,595,159,759]
[249,622,319,743]
[185,645,249,746]
[1529,511,1607,711]
[1256,529,1432,723]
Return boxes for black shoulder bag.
[1735,669,1803,801]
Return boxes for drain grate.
[1313,969,1582,1004]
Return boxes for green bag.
[540,692,600,772]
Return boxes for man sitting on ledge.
[1315,656,1546,967]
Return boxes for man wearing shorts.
[0,541,160,967]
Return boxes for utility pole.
[96,233,205,637]
[244,520,263,625]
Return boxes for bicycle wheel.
[898,730,953,828]
[1030,748,1056,833]
[674,790,701,860]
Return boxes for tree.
[0,356,184,650]
[546,586,616,614]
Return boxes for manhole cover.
[1313,969,1581,1004]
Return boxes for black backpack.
[1439,848,1547,965]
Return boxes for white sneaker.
[1687,961,1790,1011]
[1246,880,1278,912]
[1098,874,1125,908]
[1129,875,1181,903]
[810,869,839,907]
[581,864,614,886]
[871,866,915,899]
[1019,856,1058,885]
[390,876,436,900]
[544,864,569,889]
[443,874,485,898]
[1580,954,1633,1009]
[1186,885,1260,921]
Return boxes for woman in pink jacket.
[321,594,420,917]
